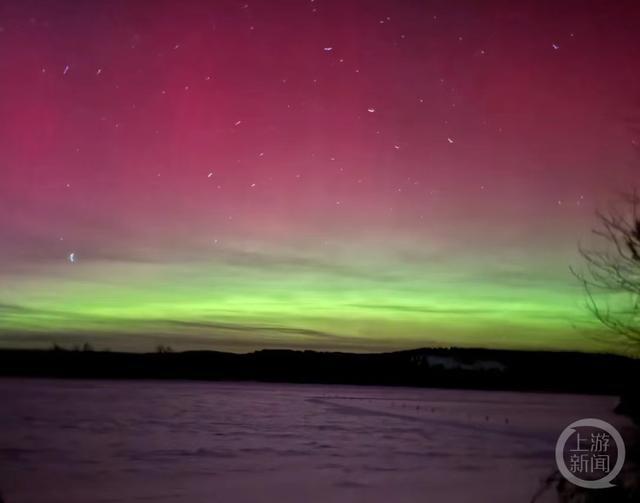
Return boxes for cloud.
[347,304,492,315]
[163,319,343,340]
[0,303,35,315]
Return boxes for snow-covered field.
[0,379,626,502]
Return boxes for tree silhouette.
[573,191,640,349]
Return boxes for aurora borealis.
[1,0,640,353]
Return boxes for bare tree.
[573,191,640,348]
[156,344,174,354]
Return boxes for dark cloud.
[0,303,35,315]
[348,304,492,315]
[163,319,342,340]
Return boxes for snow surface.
[0,379,627,503]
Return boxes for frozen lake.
[0,379,625,502]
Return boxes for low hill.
[0,346,637,394]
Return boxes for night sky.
[1,0,640,353]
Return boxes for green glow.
[0,236,614,354]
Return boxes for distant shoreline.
[1,346,638,395]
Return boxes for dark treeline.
[0,346,638,395]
